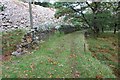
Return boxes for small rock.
[11,51,21,56]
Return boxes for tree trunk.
[118,2,120,31]
[102,27,104,33]
[114,23,117,34]
[29,2,33,29]
[93,12,99,37]
[90,2,100,37]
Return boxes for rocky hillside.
[0,0,63,32]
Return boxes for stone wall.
[11,27,57,56]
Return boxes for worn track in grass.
[2,31,116,78]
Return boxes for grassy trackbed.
[2,31,116,78]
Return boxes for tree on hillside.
[112,2,120,34]
[54,2,90,29]
[54,1,119,36]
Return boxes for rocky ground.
[0,0,64,32]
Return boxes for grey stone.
[11,51,21,56]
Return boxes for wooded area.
[54,1,119,35]
[1,0,119,79]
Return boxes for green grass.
[0,31,2,79]
[86,31,119,78]
[0,31,2,54]
[2,29,25,55]
[2,31,116,78]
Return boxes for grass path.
[2,31,116,78]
